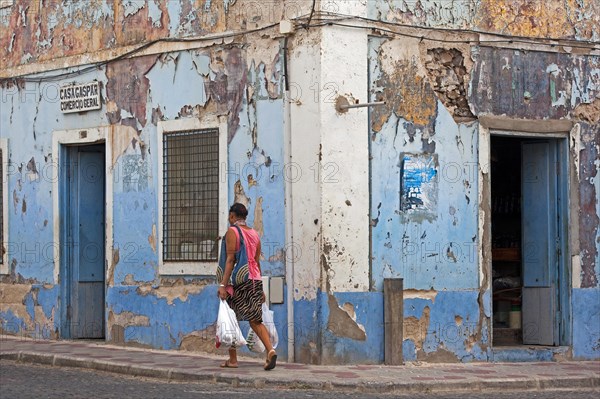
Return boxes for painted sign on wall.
[400,153,438,219]
[60,82,101,113]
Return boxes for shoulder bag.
[216,225,250,287]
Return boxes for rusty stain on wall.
[475,0,600,41]
[418,346,460,362]
[371,54,437,133]
[268,247,285,263]
[108,309,153,347]
[574,98,600,125]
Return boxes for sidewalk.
[1,335,598,394]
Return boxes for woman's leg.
[220,347,238,367]
[249,320,273,352]
[249,320,277,370]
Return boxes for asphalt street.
[1,360,599,399]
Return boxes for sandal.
[264,349,277,371]
[220,359,238,368]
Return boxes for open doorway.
[490,134,569,347]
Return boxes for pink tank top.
[230,226,261,280]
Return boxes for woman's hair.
[229,203,248,219]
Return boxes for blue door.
[521,141,558,345]
[65,145,105,339]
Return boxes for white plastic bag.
[262,303,278,349]
[246,327,266,353]
[216,300,247,348]
[246,303,278,352]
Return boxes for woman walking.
[217,203,277,370]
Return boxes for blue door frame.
[59,144,106,339]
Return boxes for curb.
[2,351,599,394]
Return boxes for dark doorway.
[490,135,568,347]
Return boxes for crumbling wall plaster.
[0,283,58,338]
[424,47,476,122]
[326,295,366,341]
[370,37,437,141]
[137,279,208,305]
[403,292,487,362]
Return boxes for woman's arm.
[218,228,237,299]
[255,239,262,274]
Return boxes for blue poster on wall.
[400,153,438,219]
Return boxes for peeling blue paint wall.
[365,27,599,362]
[107,286,223,349]
[365,35,486,362]
[102,43,287,354]
[1,39,287,357]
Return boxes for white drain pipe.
[283,37,295,363]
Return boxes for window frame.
[157,117,228,275]
[0,138,8,274]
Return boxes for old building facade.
[1,0,598,364]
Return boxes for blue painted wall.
[572,288,600,359]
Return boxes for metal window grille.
[0,148,3,265]
[162,129,219,262]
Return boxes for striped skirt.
[226,279,263,323]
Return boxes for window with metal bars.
[0,147,3,266]
[162,129,219,262]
